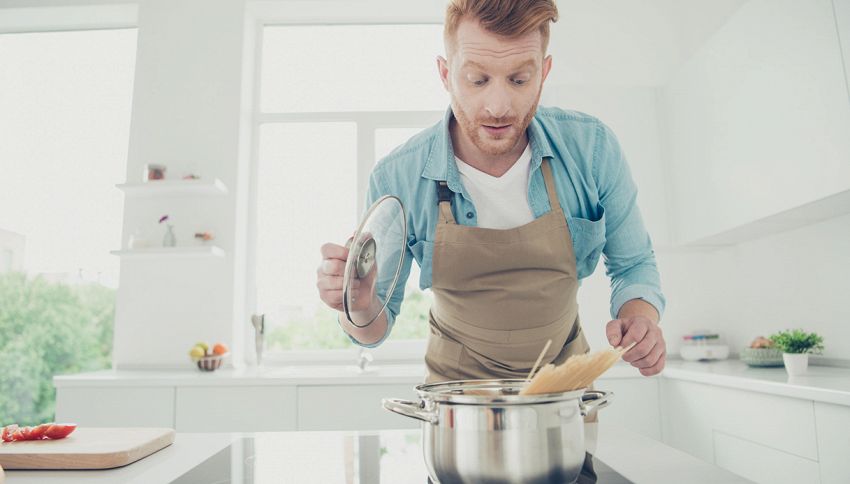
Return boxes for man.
[318,0,666,384]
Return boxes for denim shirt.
[356,105,665,347]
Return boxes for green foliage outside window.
[266,289,432,350]
[0,272,114,426]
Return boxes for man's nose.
[484,84,511,120]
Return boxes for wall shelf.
[110,246,225,258]
[116,178,228,197]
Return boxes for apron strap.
[436,181,457,224]
[540,158,563,212]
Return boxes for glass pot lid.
[342,195,407,328]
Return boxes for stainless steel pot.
[383,379,613,484]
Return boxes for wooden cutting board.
[0,427,174,470]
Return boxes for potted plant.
[769,329,824,376]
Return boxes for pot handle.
[580,390,614,416]
[383,398,439,424]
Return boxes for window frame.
[249,22,446,363]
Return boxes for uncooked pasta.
[520,344,634,395]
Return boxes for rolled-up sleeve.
[341,166,413,348]
[593,122,666,320]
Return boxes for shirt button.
[466,212,474,219]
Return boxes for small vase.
[783,353,808,376]
[163,224,177,247]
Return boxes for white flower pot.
[783,353,809,376]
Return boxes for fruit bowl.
[740,347,784,367]
[195,352,229,372]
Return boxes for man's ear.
[437,56,450,91]
[541,55,553,85]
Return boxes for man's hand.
[606,315,666,376]
[317,243,349,312]
[316,242,378,314]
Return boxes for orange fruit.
[213,343,229,355]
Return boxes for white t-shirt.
[455,144,535,229]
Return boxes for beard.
[450,89,541,158]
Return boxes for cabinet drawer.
[714,431,819,484]
[661,380,818,460]
[815,402,850,484]
[660,379,716,462]
[298,384,418,431]
[176,386,297,432]
[709,385,818,460]
[55,386,174,427]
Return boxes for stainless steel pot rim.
[415,378,589,405]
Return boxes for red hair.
[444,0,559,53]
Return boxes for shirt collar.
[421,105,555,192]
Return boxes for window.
[0,29,137,425]
[254,24,447,357]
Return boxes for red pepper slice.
[44,423,77,440]
[1,424,18,442]
[29,423,51,440]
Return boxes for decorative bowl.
[195,353,228,372]
[740,347,784,367]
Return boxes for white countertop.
[663,358,850,406]
[54,358,850,408]
[53,361,644,387]
[1,422,751,484]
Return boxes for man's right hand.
[317,243,350,312]
[317,241,389,346]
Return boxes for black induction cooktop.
[171,433,632,484]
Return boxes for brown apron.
[425,158,591,384]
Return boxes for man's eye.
[472,79,487,86]
[512,79,528,86]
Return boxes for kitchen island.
[3,422,750,483]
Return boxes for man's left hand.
[606,315,666,376]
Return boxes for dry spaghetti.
[519,343,634,395]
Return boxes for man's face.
[439,19,552,158]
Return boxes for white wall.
[548,0,745,87]
[712,214,850,360]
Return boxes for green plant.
[0,272,114,426]
[769,329,824,355]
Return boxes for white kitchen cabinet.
[297,384,419,431]
[815,401,850,484]
[55,386,174,427]
[596,377,661,440]
[664,0,850,245]
[175,386,297,432]
[709,386,818,460]
[660,379,818,463]
[659,379,716,462]
[713,431,820,484]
